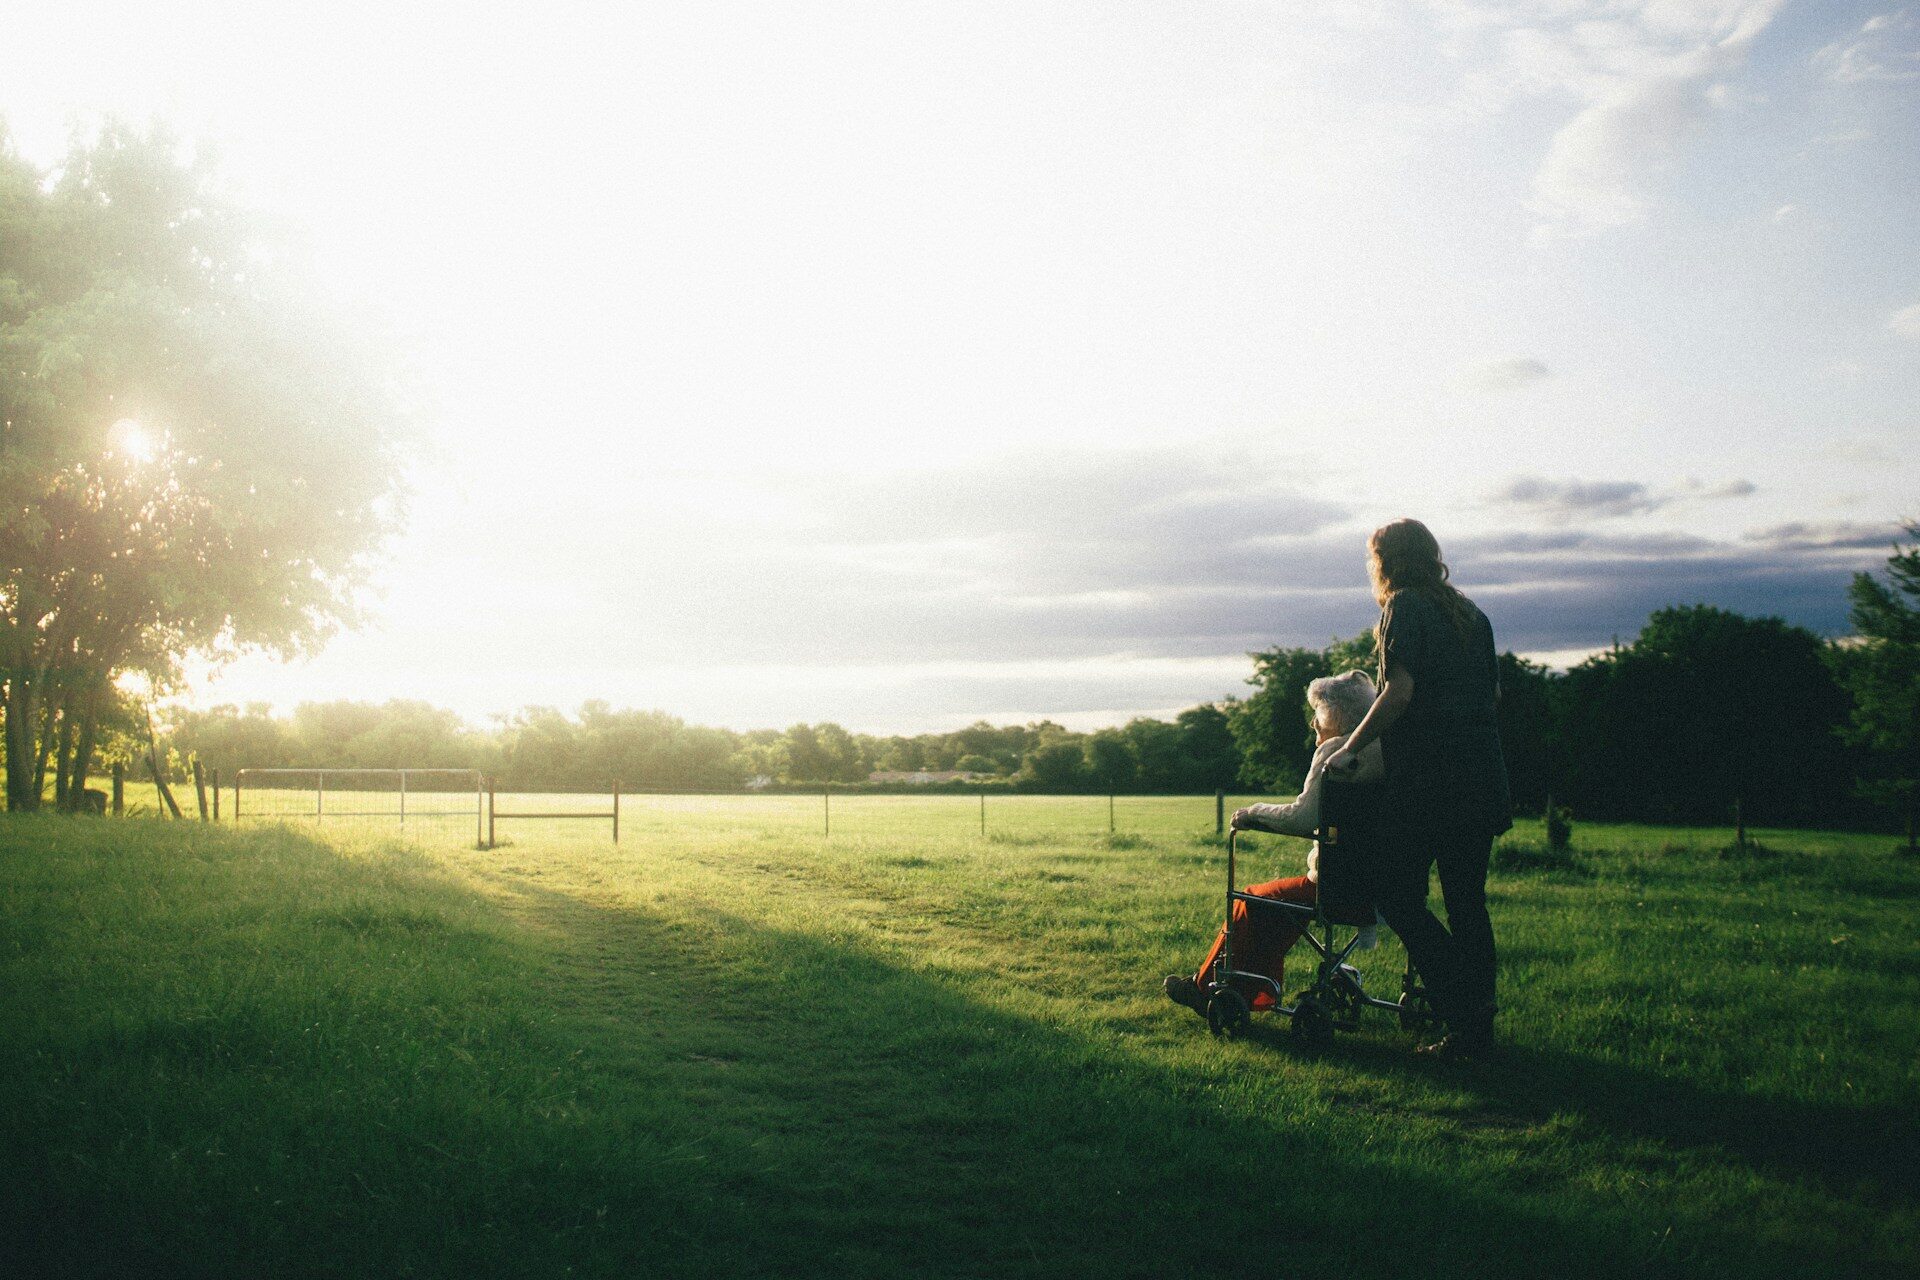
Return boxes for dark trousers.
[1370,830,1496,1027]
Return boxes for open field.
[2,807,1916,1278]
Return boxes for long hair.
[1369,518,1476,643]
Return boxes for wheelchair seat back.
[1317,775,1387,926]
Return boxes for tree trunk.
[62,689,101,814]
[52,699,75,809]
[32,693,59,809]
[4,674,42,811]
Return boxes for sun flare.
[111,417,156,463]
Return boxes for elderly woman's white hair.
[1306,670,1377,736]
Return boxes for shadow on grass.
[3,818,1913,1279]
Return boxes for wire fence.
[171,773,1260,846]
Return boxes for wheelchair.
[1204,776,1440,1044]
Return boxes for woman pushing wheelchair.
[1166,518,1511,1057]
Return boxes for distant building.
[866,770,988,785]
[744,774,775,790]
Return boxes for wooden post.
[211,769,220,821]
[1109,793,1115,833]
[399,769,407,827]
[612,780,620,845]
[143,707,182,819]
[487,777,496,849]
[824,788,830,838]
[1734,796,1746,853]
[235,774,242,823]
[1215,790,1225,836]
[111,763,124,816]
[192,758,209,821]
[980,790,986,838]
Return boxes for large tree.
[1557,605,1851,827]
[1835,525,1920,850]
[1,123,405,809]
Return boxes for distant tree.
[1495,653,1558,815]
[1559,606,1850,826]
[1173,704,1240,791]
[1122,717,1183,789]
[1,123,405,810]
[1228,646,1332,790]
[1015,736,1089,792]
[1835,525,1920,850]
[782,722,865,783]
[954,753,998,775]
[1083,730,1138,791]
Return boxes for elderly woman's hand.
[1324,747,1360,776]
[1230,807,1259,831]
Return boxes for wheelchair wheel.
[1291,995,1334,1047]
[1398,988,1437,1032]
[1207,989,1250,1038]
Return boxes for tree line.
[73,525,1918,842]
[148,700,1245,795]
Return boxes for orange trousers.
[1195,875,1316,1009]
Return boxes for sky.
[4,0,1918,733]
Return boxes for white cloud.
[1891,303,1920,340]
[1815,9,1920,83]
[1423,2,1788,236]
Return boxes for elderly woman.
[1163,670,1383,1017]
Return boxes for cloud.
[1492,476,1665,519]
[1426,1,1788,235]
[1814,10,1920,84]
[1491,474,1757,521]
[1466,356,1553,390]
[1891,303,1920,340]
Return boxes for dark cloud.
[1744,521,1906,552]
[1492,477,1665,519]
[510,447,1897,674]
[1491,475,1757,523]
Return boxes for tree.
[1015,735,1089,792]
[1228,633,1377,792]
[1836,525,1920,850]
[1,122,405,810]
[1495,653,1558,816]
[1083,729,1137,791]
[1173,704,1240,791]
[1558,606,1851,827]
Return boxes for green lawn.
[2,803,1915,1278]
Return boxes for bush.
[1546,803,1574,853]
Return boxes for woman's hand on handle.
[1230,807,1258,831]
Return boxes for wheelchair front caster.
[1398,988,1437,1032]
[1292,995,1334,1046]
[1207,989,1250,1038]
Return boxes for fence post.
[211,769,220,821]
[487,777,496,849]
[111,763,124,816]
[980,790,986,838]
[824,788,830,838]
[192,758,209,821]
[316,771,325,823]
[399,770,407,827]
[1215,790,1225,836]
[235,772,242,823]
[613,780,620,845]
[1109,793,1115,833]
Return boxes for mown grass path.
[2,810,1916,1278]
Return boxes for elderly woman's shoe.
[1163,975,1208,1017]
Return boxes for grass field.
[2,800,1916,1278]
